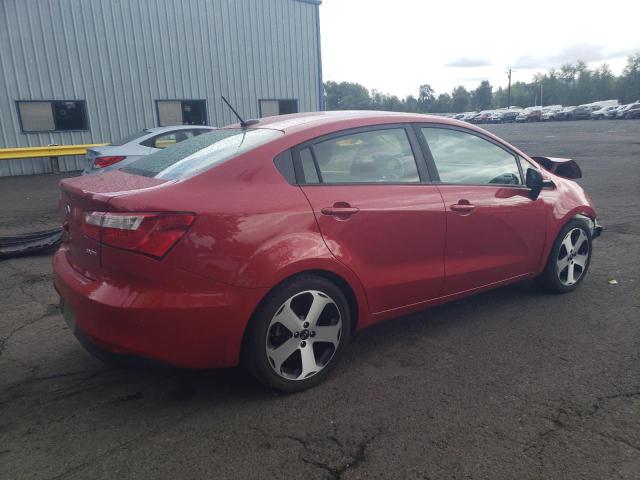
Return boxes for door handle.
[321,202,360,218]
[450,200,476,214]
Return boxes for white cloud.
[319,0,640,96]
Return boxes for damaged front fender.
[531,156,582,179]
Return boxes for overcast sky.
[319,0,640,97]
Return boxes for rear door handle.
[321,202,360,218]
[450,201,476,214]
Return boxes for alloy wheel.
[556,228,590,286]
[265,290,342,380]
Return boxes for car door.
[416,125,546,296]
[297,125,446,313]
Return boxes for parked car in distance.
[500,109,521,123]
[572,105,595,120]
[516,107,542,122]
[606,106,622,119]
[556,106,577,121]
[471,110,499,124]
[616,104,633,118]
[461,111,478,122]
[624,103,640,119]
[452,113,466,120]
[54,111,602,392]
[83,125,216,174]
[486,111,504,123]
[541,106,563,121]
[591,105,618,119]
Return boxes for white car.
[541,106,563,121]
[83,125,216,175]
[591,106,618,119]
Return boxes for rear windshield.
[121,128,283,180]
[110,130,151,146]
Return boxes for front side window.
[156,100,207,126]
[17,100,88,133]
[421,128,521,185]
[309,128,420,184]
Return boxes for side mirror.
[526,168,544,199]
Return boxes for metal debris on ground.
[0,228,62,259]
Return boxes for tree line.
[324,54,640,113]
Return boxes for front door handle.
[321,202,360,218]
[450,200,476,214]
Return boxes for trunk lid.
[60,170,168,276]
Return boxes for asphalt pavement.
[1,120,639,479]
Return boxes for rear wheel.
[536,218,592,293]
[244,275,350,392]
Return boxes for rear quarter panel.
[106,144,373,325]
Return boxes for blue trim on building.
[314,6,324,110]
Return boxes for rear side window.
[142,130,201,149]
[122,128,283,180]
[310,128,420,184]
[110,130,151,146]
[421,128,522,185]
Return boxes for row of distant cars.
[452,100,640,124]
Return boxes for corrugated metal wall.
[0,0,321,176]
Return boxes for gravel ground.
[1,120,639,479]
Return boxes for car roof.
[228,110,479,135]
[145,125,215,133]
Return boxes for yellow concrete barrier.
[0,144,108,160]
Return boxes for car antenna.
[221,96,258,128]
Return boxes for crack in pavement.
[524,389,640,472]
[251,425,382,480]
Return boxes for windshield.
[122,128,283,179]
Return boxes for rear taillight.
[93,156,126,168]
[82,212,195,258]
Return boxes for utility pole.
[506,68,512,108]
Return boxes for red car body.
[53,111,598,370]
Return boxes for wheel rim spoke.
[268,337,299,373]
[567,263,576,284]
[574,230,588,252]
[305,292,331,327]
[557,255,570,272]
[313,324,341,347]
[574,253,588,268]
[561,236,574,256]
[273,301,301,334]
[298,344,318,378]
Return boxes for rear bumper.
[53,246,268,369]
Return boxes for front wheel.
[536,218,593,293]
[243,275,351,392]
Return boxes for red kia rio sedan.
[54,111,602,392]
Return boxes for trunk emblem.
[85,248,98,257]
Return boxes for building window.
[156,100,207,126]
[17,100,88,133]
[259,99,299,117]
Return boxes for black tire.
[243,275,351,393]
[536,218,593,293]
